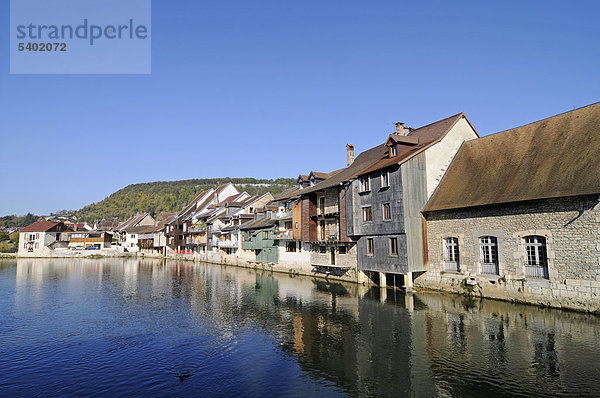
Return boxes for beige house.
[18,222,69,255]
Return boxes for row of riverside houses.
[16,103,600,311]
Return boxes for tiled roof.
[423,103,600,212]
[20,222,63,232]
[355,113,470,176]
[273,186,301,201]
[239,218,276,230]
[299,144,388,195]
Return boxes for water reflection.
[1,258,599,397]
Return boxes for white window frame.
[479,236,499,275]
[360,176,370,192]
[362,206,372,222]
[389,237,398,256]
[381,171,390,188]
[382,203,391,221]
[444,237,460,272]
[366,238,374,255]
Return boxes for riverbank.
[14,248,600,314]
[414,271,600,314]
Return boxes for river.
[1,258,599,397]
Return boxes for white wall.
[278,241,311,266]
[18,232,56,255]
[424,116,478,198]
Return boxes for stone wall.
[416,195,600,312]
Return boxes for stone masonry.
[416,195,600,313]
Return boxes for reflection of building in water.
[8,259,600,396]
[414,292,600,397]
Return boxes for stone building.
[418,102,600,312]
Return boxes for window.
[362,206,372,222]
[36,233,39,240]
[319,245,327,254]
[339,245,347,254]
[524,236,548,279]
[131,234,136,239]
[389,238,398,256]
[319,197,325,214]
[367,238,374,255]
[381,171,390,187]
[35,243,39,249]
[390,145,398,157]
[360,176,370,192]
[382,203,391,220]
[319,220,326,240]
[286,241,297,252]
[444,237,460,272]
[284,221,292,230]
[479,236,499,275]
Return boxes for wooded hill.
[75,178,296,222]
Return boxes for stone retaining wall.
[417,195,600,313]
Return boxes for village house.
[417,102,600,312]
[240,204,279,264]
[347,114,479,289]
[270,187,311,268]
[117,213,155,251]
[137,224,167,255]
[296,149,384,280]
[165,183,239,253]
[18,221,70,255]
[203,192,250,252]
[67,230,113,250]
[214,193,274,256]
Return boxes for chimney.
[346,144,355,166]
[395,122,409,136]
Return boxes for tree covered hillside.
[76,178,295,222]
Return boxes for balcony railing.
[187,225,206,233]
[525,264,549,279]
[269,230,294,240]
[481,262,499,275]
[217,240,239,248]
[273,210,293,219]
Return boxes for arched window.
[444,237,460,272]
[479,236,499,275]
[524,236,548,279]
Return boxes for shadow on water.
[1,258,600,397]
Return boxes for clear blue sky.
[1,0,599,216]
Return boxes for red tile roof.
[20,222,64,232]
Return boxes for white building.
[18,221,68,255]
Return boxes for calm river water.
[1,258,599,397]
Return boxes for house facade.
[18,222,69,255]
[164,183,240,253]
[270,194,311,268]
[417,103,600,312]
[240,217,279,264]
[347,114,479,288]
[67,231,113,249]
[296,151,383,279]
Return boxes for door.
[330,247,335,265]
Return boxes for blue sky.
[1,0,599,215]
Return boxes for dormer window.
[390,145,398,158]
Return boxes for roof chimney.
[395,122,409,136]
[346,144,354,166]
